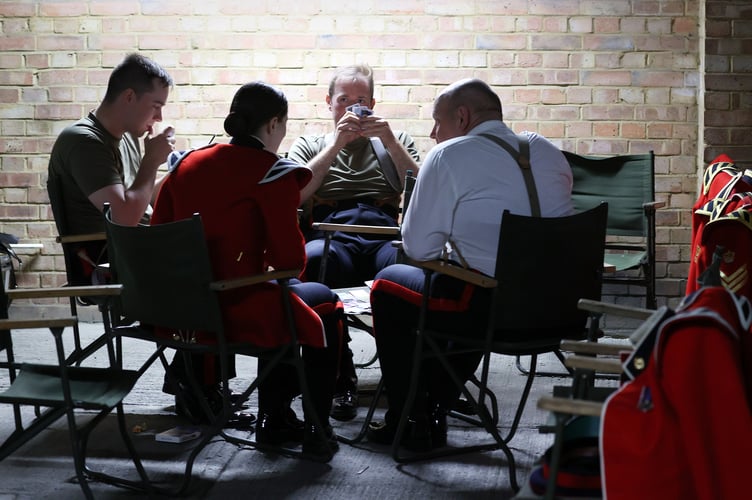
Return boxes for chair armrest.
[7,284,122,300]
[559,339,632,356]
[210,268,302,291]
[56,232,107,244]
[642,200,666,213]
[537,396,603,417]
[409,259,497,288]
[577,298,653,320]
[0,316,78,331]
[564,355,623,374]
[311,222,400,236]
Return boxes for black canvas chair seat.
[103,204,331,496]
[392,203,608,493]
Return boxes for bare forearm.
[89,157,160,226]
[299,142,342,203]
[382,135,420,181]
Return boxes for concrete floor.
[0,318,630,499]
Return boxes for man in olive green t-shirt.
[287,63,421,422]
[47,53,174,284]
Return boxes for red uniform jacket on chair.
[687,154,752,296]
[152,143,328,348]
[600,286,752,500]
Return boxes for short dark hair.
[328,63,374,99]
[223,81,288,137]
[102,53,173,103]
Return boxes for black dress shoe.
[255,408,305,445]
[430,405,448,448]
[330,390,358,421]
[223,410,257,430]
[175,386,256,428]
[302,423,339,462]
[367,416,432,452]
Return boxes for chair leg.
[503,354,538,444]
[515,351,574,378]
[543,412,568,500]
[448,375,498,427]
[391,333,520,493]
[336,377,385,445]
[77,404,157,495]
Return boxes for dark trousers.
[258,281,343,425]
[304,203,399,289]
[304,203,399,395]
[371,264,491,424]
[165,281,343,426]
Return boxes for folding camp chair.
[535,245,730,499]
[0,283,154,500]
[46,169,110,363]
[103,205,333,496]
[392,203,608,493]
[565,150,664,309]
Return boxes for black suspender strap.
[479,133,541,217]
[369,137,403,192]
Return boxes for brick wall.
[704,0,752,167]
[0,1,713,306]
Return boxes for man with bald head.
[367,78,573,451]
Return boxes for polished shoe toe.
[224,410,257,430]
[366,417,432,452]
[256,409,305,445]
[303,424,339,461]
[330,390,358,421]
[430,405,448,448]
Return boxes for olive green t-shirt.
[47,112,143,235]
[286,132,420,205]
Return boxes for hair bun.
[223,111,248,137]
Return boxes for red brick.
[530,34,582,51]
[0,2,36,17]
[90,2,139,15]
[0,35,35,51]
[632,71,685,87]
[594,17,620,33]
[621,123,647,139]
[582,71,632,86]
[594,122,619,137]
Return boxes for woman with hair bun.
[152,81,343,461]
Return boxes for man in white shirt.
[367,78,573,451]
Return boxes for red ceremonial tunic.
[601,287,752,500]
[687,154,752,296]
[152,142,326,348]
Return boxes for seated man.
[368,78,574,451]
[47,52,175,285]
[287,63,421,421]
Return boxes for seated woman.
[151,81,343,460]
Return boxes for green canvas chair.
[565,150,664,309]
[0,283,153,499]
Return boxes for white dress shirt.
[402,120,573,277]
